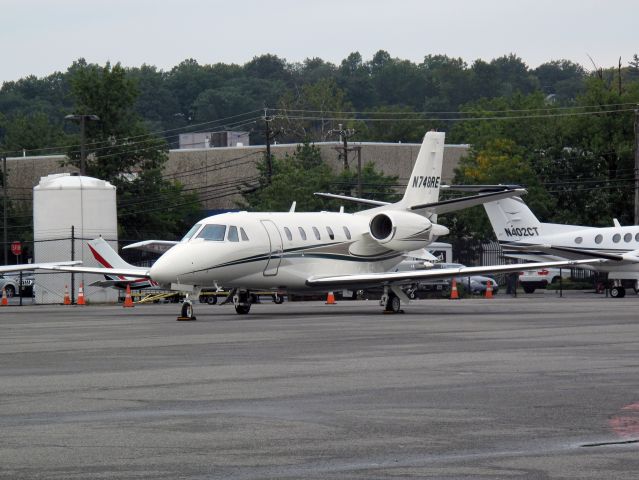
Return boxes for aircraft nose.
[149,248,181,284]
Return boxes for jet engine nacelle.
[369,210,447,251]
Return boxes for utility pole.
[65,114,100,175]
[634,106,639,224]
[2,154,6,265]
[356,146,362,198]
[263,110,282,185]
[264,114,273,184]
[330,124,356,171]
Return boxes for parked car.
[0,272,34,297]
[451,274,498,295]
[408,263,498,296]
[0,274,19,297]
[519,267,570,293]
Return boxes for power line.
[268,103,639,116]
[7,109,264,157]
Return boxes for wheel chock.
[176,315,197,321]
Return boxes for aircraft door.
[261,220,283,276]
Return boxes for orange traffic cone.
[450,278,459,300]
[123,284,134,308]
[77,283,86,305]
[325,291,336,304]
[1,287,7,306]
[485,280,493,299]
[63,285,71,305]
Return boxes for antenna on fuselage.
[339,206,344,213]
[289,201,296,213]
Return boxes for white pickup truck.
[518,267,571,293]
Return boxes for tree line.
[1,51,639,245]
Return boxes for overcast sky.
[2,0,637,84]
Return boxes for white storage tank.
[33,173,118,304]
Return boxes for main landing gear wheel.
[610,286,626,298]
[234,291,252,314]
[235,303,251,314]
[177,300,197,321]
[384,293,402,314]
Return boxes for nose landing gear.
[177,299,197,321]
[177,291,198,321]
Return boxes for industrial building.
[5,141,469,212]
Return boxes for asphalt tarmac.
[2,292,639,479]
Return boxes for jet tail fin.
[88,237,137,269]
[397,131,445,214]
[483,197,578,241]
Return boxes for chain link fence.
[0,230,163,305]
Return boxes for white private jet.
[2,132,597,317]
[484,196,639,297]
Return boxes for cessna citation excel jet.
[483,196,639,298]
[2,132,595,318]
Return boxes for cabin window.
[595,234,603,244]
[574,236,583,244]
[182,223,202,242]
[284,227,293,241]
[240,227,249,241]
[197,224,226,241]
[613,233,621,243]
[312,226,321,240]
[635,233,639,242]
[326,226,335,240]
[625,233,632,243]
[228,226,239,242]
[298,227,307,240]
[343,226,351,240]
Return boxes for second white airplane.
[484,195,639,298]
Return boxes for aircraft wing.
[411,189,527,215]
[0,261,81,274]
[306,259,600,289]
[506,243,639,263]
[122,240,179,254]
[36,265,151,278]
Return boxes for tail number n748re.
[412,176,440,188]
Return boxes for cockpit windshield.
[181,223,202,242]
[196,224,227,241]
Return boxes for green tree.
[277,78,353,141]
[443,138,553,240]
[66,60,201,239]
[240,142,336,211]
[0,112,65,155]
[240,142,398,212]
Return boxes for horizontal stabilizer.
[123,240,179,254]
[89,279,148,287]
[313,192,390,207]
[411,188,527,215]
[442,184,524,192]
